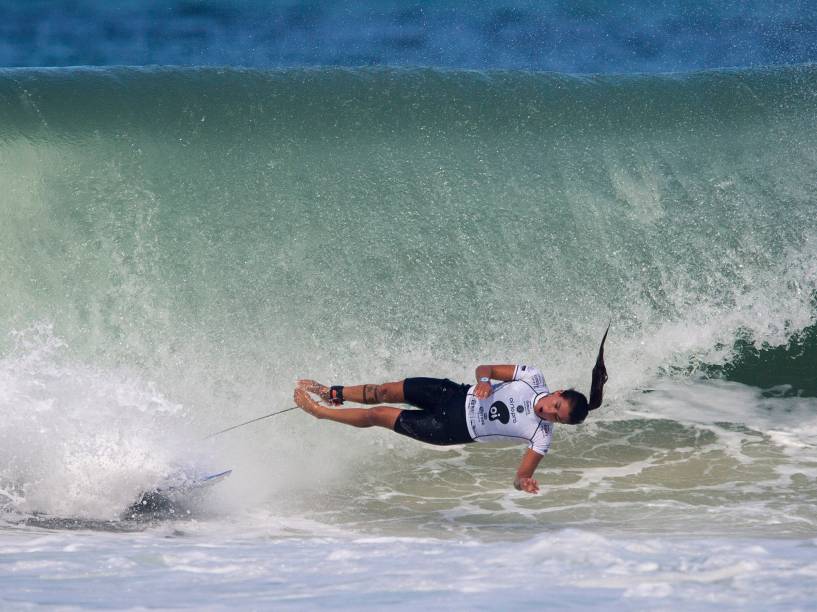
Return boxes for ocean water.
[1,64,816,609]
[3,0,817,72]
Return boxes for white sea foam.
[1,522,815,610]
[0,324,205,520]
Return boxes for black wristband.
[329,385,345,405]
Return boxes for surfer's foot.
[297,379,331,402]
[294,387,330,419]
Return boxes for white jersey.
[464,365,553,455]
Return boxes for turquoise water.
[1,65,816,608]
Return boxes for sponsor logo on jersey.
[488,401,510,424]
[508,396,518,423]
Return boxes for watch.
[479,376,490,383]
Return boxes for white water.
[2,324,817,609]
[2,522,816,610]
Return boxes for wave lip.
[2,63,817,138]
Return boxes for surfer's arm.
[474,364,516,399]
[475,364,516,382]
[513,448,543,494]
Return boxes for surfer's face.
[535,391,572,424]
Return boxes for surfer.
[294,328,609,494]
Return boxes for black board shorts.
[393,378,474,446]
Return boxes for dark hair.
[563,325,611,425]
[588,325,610,411]
[563,389,589,424]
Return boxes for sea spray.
[0,324,201,519]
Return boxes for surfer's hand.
[294,387,310,408]
[294,388,327,419]
[515,477,539,494]
[297,379,330,401]
[475,381,492,399]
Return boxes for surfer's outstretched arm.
[514,448,544,494]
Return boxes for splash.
[0,324,200,520]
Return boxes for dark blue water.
[3,0,817,72]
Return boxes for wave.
[2,65,815,382]
[1,65,816,520]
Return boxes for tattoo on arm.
[363,385,377,404]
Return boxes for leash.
[204,406,299,439]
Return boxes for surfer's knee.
[367,406,388,426]
[367,406,400,429]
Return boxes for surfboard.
[126,469,232,518]
[156,469,232,495]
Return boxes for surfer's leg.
[297,379,405,404]
[294,388,402,429]
[344,381,405,404]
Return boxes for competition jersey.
[464,365,553,455]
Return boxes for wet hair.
[565,325,610,425]
[563,389,589,424]
[588,324,610,412]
